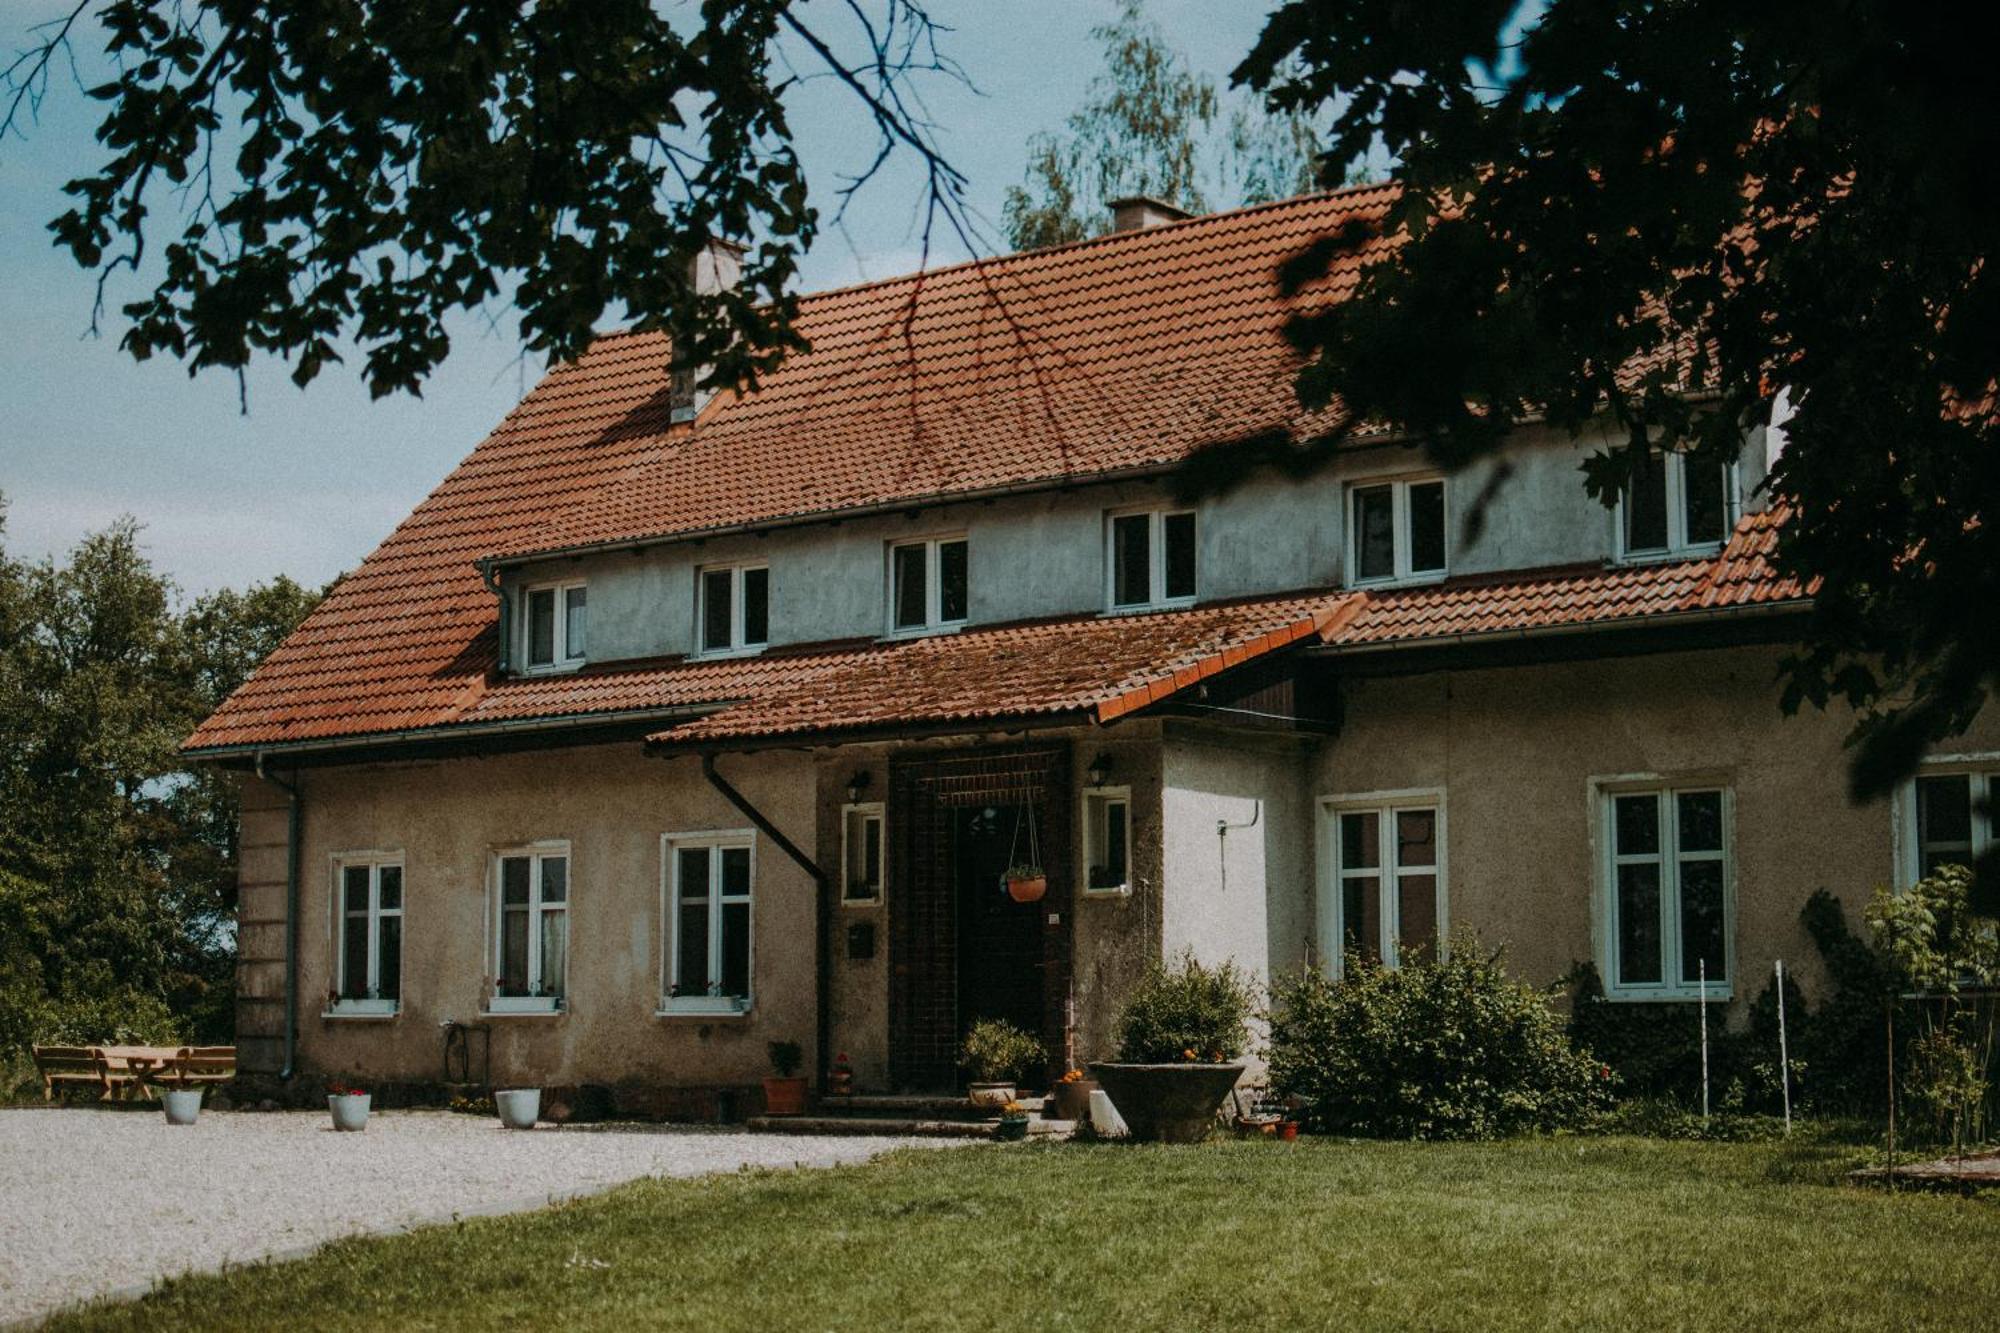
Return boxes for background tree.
[1235,2,1999,899]
[0,501,320,1069]
[1001,1,1323,252]
[2,0,966,402]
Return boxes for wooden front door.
[888,747,1072,1092]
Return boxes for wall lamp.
[845,771,873,805]
[1086,753,1113,788]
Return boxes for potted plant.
[1090,950,1253,1143]
[328,1080,371,1132]
[1048,1066,1099,1123]
[995,1100,1032,1142]
[495,1086,542,1130]
[960,1018,1043,1108]
[1002,863,1047,904]
[763,1040,808,1116]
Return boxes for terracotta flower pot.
[1049,1078,1099,1123]
[1088,1062,1245,1143]
[1005,875,1047,904]
[762,1075,808,1116]
[966,1081,1015,1110]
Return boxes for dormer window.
[1107,508,1196,611]
[1618,449,1734,559]
[699,564,769,656]
[523,580,586,671]
[1347,477,1446,586]
[888,536,968,635]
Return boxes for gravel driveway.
[0,1108,937,1326]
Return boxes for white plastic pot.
[495,1087,541,1130]
[328,1093,371,1132]
[161,1088,203,1126]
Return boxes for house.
[186,186,1999,1112]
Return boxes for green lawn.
[47,1134,1999,1332]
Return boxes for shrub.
[1269,939,1612,1139]
[1113,950,1254,1063]
[959,1019,1042,1083]
[767,1040,803,1079]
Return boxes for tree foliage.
[4,0,964,401]
[0,501,320,1067]
[1236,1,2000,859]
[1001,2,1322,252]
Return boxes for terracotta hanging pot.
[1004,870,1047,904]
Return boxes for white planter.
[495,1087,541,1130]
[966,1082,1016,1110]
[328,1093,371,1132]
[161,1088,203,1126]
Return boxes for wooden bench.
[158,1046,237,1088]
[30,1045,110,1101]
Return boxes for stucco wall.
[1311,645,2000,1010]
[500,419,1777,666]
[281,743,819,1095]
[1158,726,1316,988]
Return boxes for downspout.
[255,753,301,1082]
[478,558,511,675]
[700,752,833,1090]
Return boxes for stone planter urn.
[495,1087,541,1130]
[1088,1063,1244,1143]
[966,1081,1015,1110]
[327,1092,371,1132]
[1048,1077,1099,1123]
[161,1088,203,1126]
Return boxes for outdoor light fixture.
[1087,753,1113,788]
[845,771,872,804]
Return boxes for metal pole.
[1775,959,1792,1134]
[1699,959,1710,1122]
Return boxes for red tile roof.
[1333,507,1808,648]
[184,184,1804,757]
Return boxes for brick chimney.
[1106,195,1193,233]
[670,235,748,425]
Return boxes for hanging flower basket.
[1003,864,1047,904]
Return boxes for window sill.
[1347,571,1447,592]
[1601,988,1735,1004]
[1101,599,1197,617]
[882,622,967,642]
[693,644,769,661]
[518,661,586,677]
[322,1004,399,1021]
[1610,545,1724,568]
[656,1001,754,1020]
[1082,884,1133,899]
[840,895,883,909]
[483,1000,566,1017]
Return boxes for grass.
[44,1132,2000,1332]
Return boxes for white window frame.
[885,534,968,636]
[1104,506,1198,612]
[696,562,770,657]
[1613,450,1737,562]
[1345,475,1448,587]
[327,854,403,1017]
[840,803,885,907]
[1894,755,2000,889]
[1082,785,1134,898]
[487,842,570,1015]
[1315,791,1448,977]
[661,830,757,1015]
[1595,780,1735,1000]
[521,579,587,673]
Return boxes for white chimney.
[1107,195,1193,233]
[670,235,747,425]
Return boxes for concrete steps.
[747,1093,1075,1140]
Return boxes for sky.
[0,1,1277,594]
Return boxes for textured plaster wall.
[1158,726,1316,989]
[1311,645,2000,1010]
[280,743,818,1092]
[501,418,1774,666]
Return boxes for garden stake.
[1775,959,1791,1134]
[1699,959,1710,1122]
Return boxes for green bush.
[959,1019,1043,1083]
[1113,950,1254,1063]
[1268,939,1613,1139]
